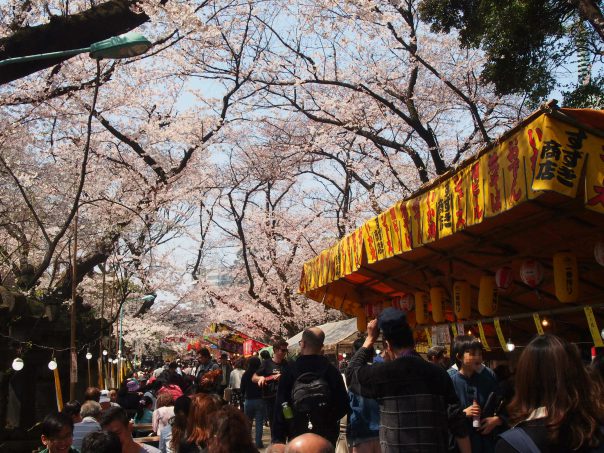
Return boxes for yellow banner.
[54,367,63,412]
[397,200,413,251]
[493,318,509,352]
[410,195,424,247]
[477,321,491,351]
[482,148,506,217]
[533,313,545,335]
[425,328,432,347]
[450,172,467,232]
[422,189,438,244]
[437,180,454,239]
[585,138,604,214]
[532,117,589,197]
[466,161,485,226]
[584,307,604,347]
[451,323,458,337]
[501,130,528,209]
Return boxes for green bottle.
[282,402,294,420]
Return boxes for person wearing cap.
[346,308,470,453]
[117,378,144,420]
[427,345,450,370]
[273,327,349,446]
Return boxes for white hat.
[99,390,110,404]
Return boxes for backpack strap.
[499,427,541,453]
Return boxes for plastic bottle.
[282,402,294,420]
[472,399,481,428]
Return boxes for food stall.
[299,103,604,355]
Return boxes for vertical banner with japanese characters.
[482,147,506,217]
[532,116,589,197]
[425,328,433,347]
[410,195,424,248]
[466,161,485,227]
[437,179,454,239]
[502,131,529,209]
[364,217,386,264]
[451,172,467,233]
[378,209,396,258]
[584,135,604,214]
[422,189,438,244]
[524,115,545,199]
[398,200,413,251]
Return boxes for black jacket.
[273,354,349,445]
[346,347,469,453]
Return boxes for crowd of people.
[37,309,604,453]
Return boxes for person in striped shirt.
[72,401,102,450]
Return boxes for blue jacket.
[347,390,380,440]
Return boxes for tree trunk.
[0,0,153,85]
[570,0,604,42]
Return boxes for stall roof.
[299,104,604,350]
[287,318,360,354]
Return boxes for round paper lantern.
[553,252,579,303]
[478,275,498,316]
[430,287,446,323]
[453,281,471,319]
[520,260,544,288]
[595,241,604,267]
[495,266,514,291]
[415,292,429,325]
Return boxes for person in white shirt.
[228,358,245,410]
[152,393,175,435]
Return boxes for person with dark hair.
[260,350,271,361]
[273,327,349,446]
[100,406,160,452]
[195,348,220,394]
[346,337,380,453]
[346,309,470,453]
[161,395,191,453]
[496,334,604,452]
[72,400,102,450]
[40,411,77,453]
[80,431,122,453]
[62,400,82,424]
[241,356,266,448]
[84,386,101,402]
[217,352,233,398]
[206,405,259,453]
[253,339,289,441]
[117,378,144,420]
[135,395,154,424]
[448,335,503,453]
[427,345,449,370]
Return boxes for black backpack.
[291,365,331,414]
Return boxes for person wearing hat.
[345,308,471,453]
[117,378,144,420]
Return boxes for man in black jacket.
[346,308,471,453]
[273,327,349,446]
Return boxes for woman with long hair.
[179,393,223,453]
[206,405,258,453]
[240,356,266,449]
[161,395,191,453]
[496,334,604,452]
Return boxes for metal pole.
[88,358,91,387]
[100,266,106,388]
[70,214,78,401]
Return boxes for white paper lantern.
[48,360,57,371]
[12,358,24,371]
[520,260,544,288]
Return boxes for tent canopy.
[287,318,361,355]
[299,104,604,351]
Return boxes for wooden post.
[70,215,78,401]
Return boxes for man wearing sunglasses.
[254,339,290,441]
